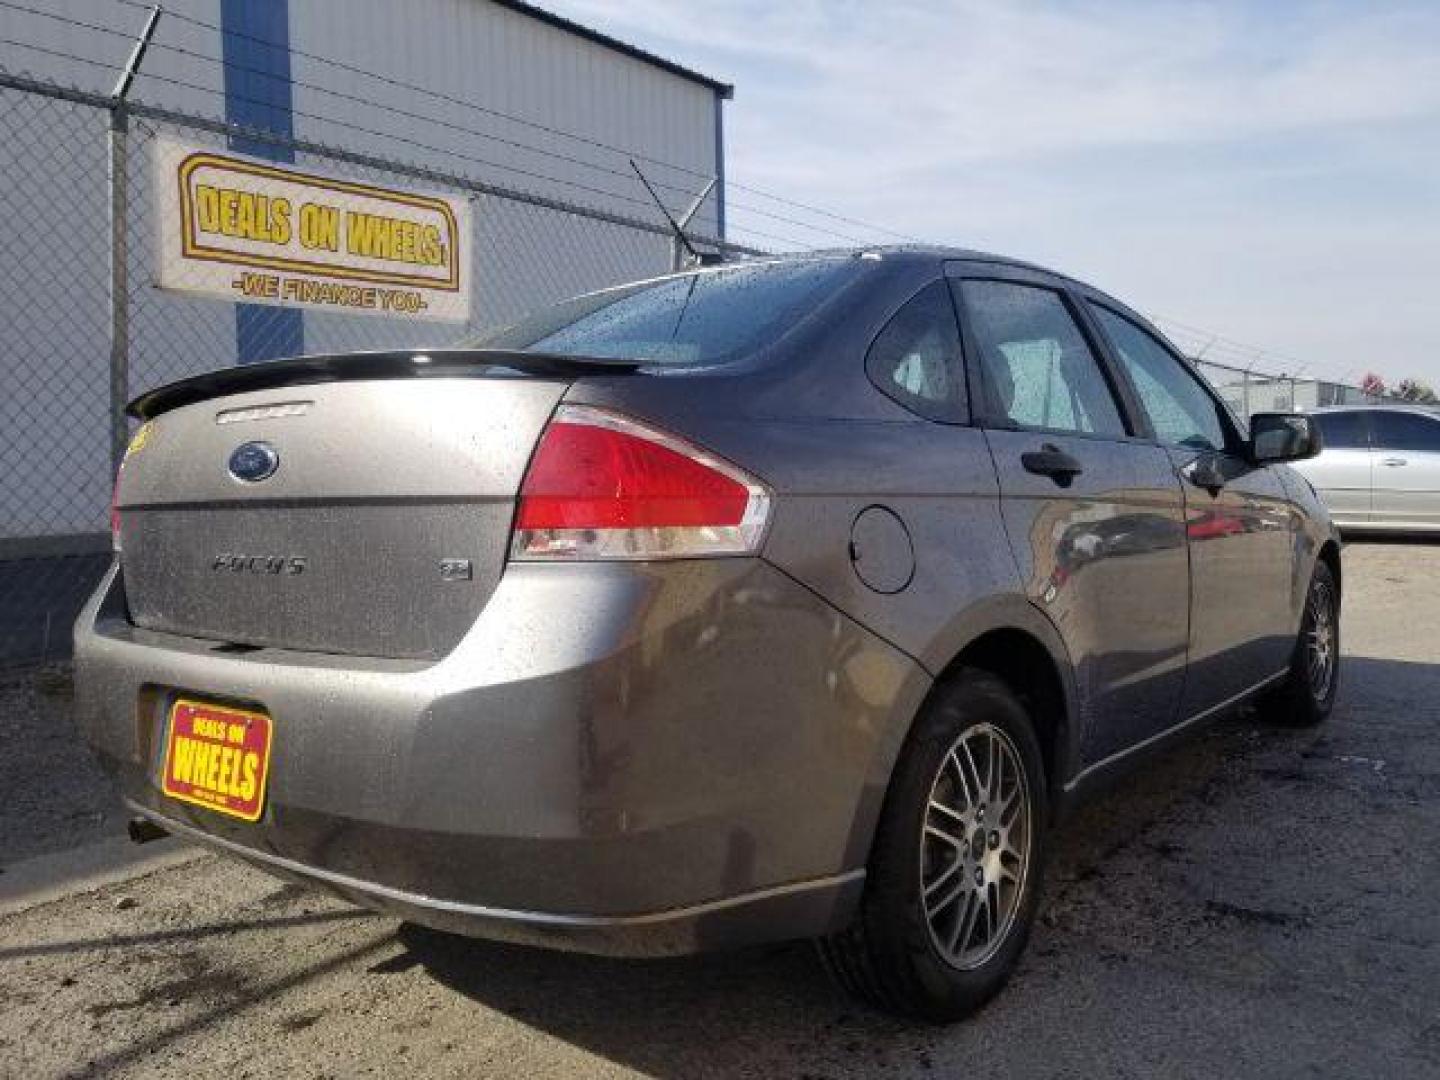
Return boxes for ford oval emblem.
[228,441,280,483]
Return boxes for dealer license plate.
[160,698,272,822]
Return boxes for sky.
[545,0,1440,386]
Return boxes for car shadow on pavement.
[399,926,910,1067]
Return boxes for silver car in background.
[1295,406,1440,533]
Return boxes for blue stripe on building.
[220,0,303,364]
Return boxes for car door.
[1085,302,1297,718]
[1367,410,1440,530]
[1304,411,1374,527]
[948,266,1190,767]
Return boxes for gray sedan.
[77,248,1340,1021]
[1294,406,1440,533]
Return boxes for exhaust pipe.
[128,816,168,844]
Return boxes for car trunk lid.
[116,352,630,659]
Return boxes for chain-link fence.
[1,76,115,665]
[1191,358,1388,426]
[0,70,754,666]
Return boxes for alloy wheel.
[919,722,1032,970]
[1306,578,1337,702]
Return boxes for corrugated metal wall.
[289,0,721,233]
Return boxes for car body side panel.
[629,415,1069,776]
[1172,452,1298,715]
[1295,447,1373,526]
[723,422,1015,665]
[983,430,1189,766]
[1370,447,1440,529]
[563,372,1096,791]
[1272,464,1342,618]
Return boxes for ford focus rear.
[77,250,1339,1020]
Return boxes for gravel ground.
[0,664,120,866]
[1,542,1437,1079]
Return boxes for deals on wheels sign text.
[154,139,471,322]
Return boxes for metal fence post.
[673,177,717,271]
[107,102,130,473]
[107,4,161,473]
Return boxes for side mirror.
[1250,412,1322,464]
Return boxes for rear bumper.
[76,558,927,955]
[125,799,864,956]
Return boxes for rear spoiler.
[126,349,641,420]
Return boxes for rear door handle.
[1021,444,1084,487]
[1380,457,1408,467]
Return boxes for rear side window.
[1312,412,1369,449]
[1371,411,1440,452]
[1090,305,1229,452]
[958,280,1127,437]
[469,259,854,367]
[865,281,966,421]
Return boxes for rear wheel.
[818,670,1048,1021]
[1271,559,1340,726]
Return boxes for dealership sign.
[153,139,470,322]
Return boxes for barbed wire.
[1153,313,1315,372]
[0,34,122,76]
[104,0,917,243]
[0,0,918,243]
[0,0,877,246]
[0,29,821,250]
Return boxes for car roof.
[748,245,1152,327]
[790,244,1066,278]
[1309,403,1440,417]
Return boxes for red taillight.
[512,405,771,561]
[516,422,750,530]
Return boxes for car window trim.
[863,275,972,425]
[1081,297,1247,457]
[1063,288,1156,442]
[944,266,1144,444]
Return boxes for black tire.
[817,669,1048,1022]
[1269,559,1340,727]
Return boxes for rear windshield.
[466,259,855,367]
